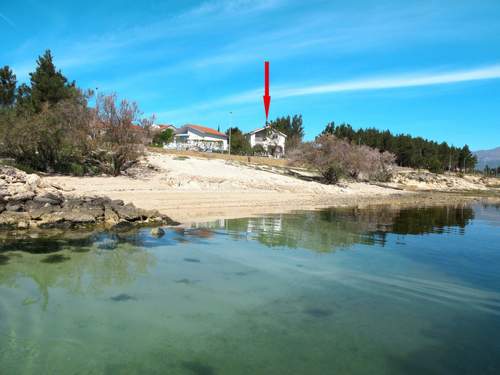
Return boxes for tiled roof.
[184,124,226,137]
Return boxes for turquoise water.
[0,204,499,374]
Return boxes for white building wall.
[166,129,227,151]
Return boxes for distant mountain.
[474,147,500,169]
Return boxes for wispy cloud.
[274,64,500,98]
[156,64,500,120]
[0,12,15,28]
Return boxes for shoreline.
[39,151,499,224]
[4,151,498,226]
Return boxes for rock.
[104,205,120,225]
[25,174,41,190]
[151,227,165,238]
[0,212,30,229]
[33,193,63,205]
[6,202,23,212]
[5,191,35,202]
[29,205,58,220]
[37,213,68,228]
[0,166,178,231]
[112,203,147,221]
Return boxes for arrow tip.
[263,95,271,120]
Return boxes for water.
[0,203,499,374]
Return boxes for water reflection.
[0,231,156,309]
[0,205,480,309]
[199,204,475,253]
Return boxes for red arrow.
[263,61,271,121]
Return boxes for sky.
[1,0,500,150]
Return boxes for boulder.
[112,203,147,221]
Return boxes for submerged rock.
[150,227,165,238]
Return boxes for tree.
[458,145,476,172]
[289,134,395,184]
[0,66,17,107]
[152,128,174,147]
[90,93,152,175]
[321,122,477,172]
[226,127,251,155]
[29,50,76,112]
[268,114,304,151]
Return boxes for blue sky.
[1,0,500,150]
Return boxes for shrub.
[152,128,174,147]
[288,134,395,184]
[252,144,266,156]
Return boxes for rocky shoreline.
[0,166,178,230]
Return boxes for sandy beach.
[44,151,498,223]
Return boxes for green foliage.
[268,114,304,150]
[152,128,174,147]
[0,51,148,176]
[29,50,77,112]
[226,127,251,155]
[252,144,266,155]
[0,66,17,107]
[322,122,477,172]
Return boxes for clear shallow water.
[0,204,499,375]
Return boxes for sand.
[43,152,497,223]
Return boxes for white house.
[165,124,228,152]
[246,126,287,158]
[152,123,176,132]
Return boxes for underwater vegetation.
[175,278,199,285]
[304,308,334,318]
[41,254,70,264]
[0,254,9,265]
[110,293,137,302]
[184,258,201,263]
[181,360,216,375]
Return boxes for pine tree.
[321,122,477,171]
[0,65,17,107]
[29,50,75,111]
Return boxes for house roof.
[182,124,227,137]
[129,124,145,131]
[246,126,287,138]
[156,124,176,130]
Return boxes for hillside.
[474,147,500,169]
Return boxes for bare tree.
[289,134,395,184]
[89,93,154,175]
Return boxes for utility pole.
[228,111,233,155]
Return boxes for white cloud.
[155,64,500,120]
[274,65,500,98]
[0,12,15,28]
